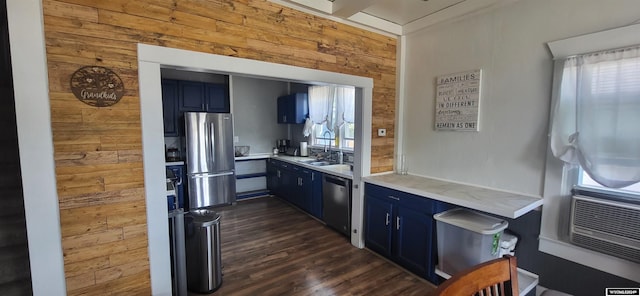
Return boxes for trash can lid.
[188,208,221,226]
[167,208,185,218]
[433,208,508,234]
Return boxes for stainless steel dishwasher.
[323,174,351,237]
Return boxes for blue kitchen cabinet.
[205,83,230,113]
[161,79,179,137]
[295,167,313,213]
[364,195,393,256]
[267,159,280,196]
[266,159,323,218]
[268,159,295,203]
[179,81,230,113]
[179,80,206,111]
[309,171,323,220]
[364,183,449,284]
[395,205,433,277]
[161,79,230,136]
[277,93,308,124]
[279,162,297,205]
[166,164,186,210]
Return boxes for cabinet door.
[310,171,323,219]
[267,160,278,193]
[277,95,290,123]
[364,196,393,257]
[290,93,308,124]
[277,94,308,124]
[162,80,179,137]
[280,166,297,204]
[297,169,313,213]
[179,81,206,111]
[394,205,433,278]
[205,83,230,113]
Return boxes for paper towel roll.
[300,142,308,156]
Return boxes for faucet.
[321,130,332,153]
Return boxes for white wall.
[401,0,640,284]
[402,0,640,196]
[231,76,289,153]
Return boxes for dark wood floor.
[191,197,436,296]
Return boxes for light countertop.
[364,173,542,219]
[271,155,353,179]
[235,153,272,161]
[165,154,353,178]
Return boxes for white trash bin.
[434,208,508,276]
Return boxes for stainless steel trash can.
[185,209,222,293]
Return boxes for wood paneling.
[42,0,397,293]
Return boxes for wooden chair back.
[433,255,519,296]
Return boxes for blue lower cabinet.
[167,165,186,209]
[364,196,393,256]
[364,183,447,284]
[394,206,434,277]
[309,171,323,220]
[266,159,323,219]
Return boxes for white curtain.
[308,85,355,131]
[550,46,640,188]
[308,85,335,130]
[335,86,355,126]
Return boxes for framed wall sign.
[70,66,125,107]
[435,69,481,131]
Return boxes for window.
[550,45,640,197]
[307,85,355,150]
[578,169,640,196]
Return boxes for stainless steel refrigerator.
[184,112,236,209]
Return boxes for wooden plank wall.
[42,0,397,294]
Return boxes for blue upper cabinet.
[277,93,308,124]
[161,79,230,136]
[161,79,179,137]
[179,81,206,112]
[178,81,229,113]
[206,83,230,113]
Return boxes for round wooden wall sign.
[70,66,125,107]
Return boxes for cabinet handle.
[385,213,390,226]
[396,216,401,230]
[388,195,400,201]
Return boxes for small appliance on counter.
[234,145,250,157]
[166,147,181,162]
[277,139,290,154]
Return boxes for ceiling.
[272,0,517,35]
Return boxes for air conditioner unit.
[570,195,640,263]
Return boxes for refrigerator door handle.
[190,171,234,178]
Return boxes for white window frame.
[541,23,640,283]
